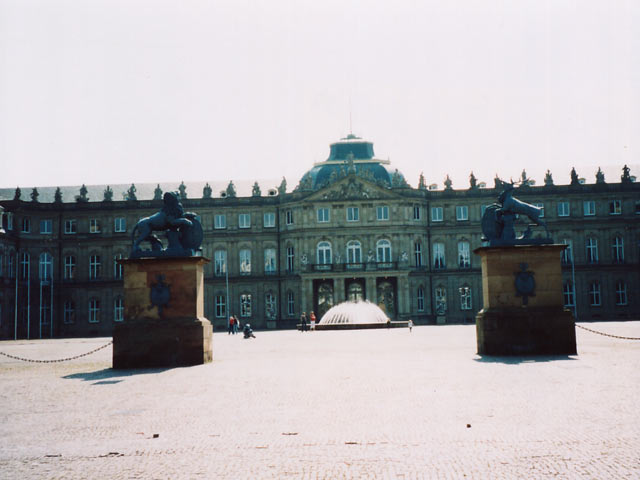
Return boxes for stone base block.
[113,317,213,369]
[476,307,577,356]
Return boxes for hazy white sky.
[1,0,638,190]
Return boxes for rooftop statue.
[481,180,552,246]
[130,191,203,258]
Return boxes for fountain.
[315,300,406,330]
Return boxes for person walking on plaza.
[408,319,413,332]
[232,315,239,335]
[310,311,317,330]
[228,315,235,335]
[300,312,308,332]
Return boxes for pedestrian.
[300,312,308,332]
[310,311,316,331]
[408,319,413,332]
[228,315,235,335]
[233,315,239,335]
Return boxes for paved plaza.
[1,322,639,479]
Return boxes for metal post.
[14,251,18,340]
[39,279,43,339]
[571,251,578,321]
[50,271,54,338]
[225,260,230,326]
[27,255,30,340]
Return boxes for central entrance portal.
[345,278,365,302]
[313,280,334,320]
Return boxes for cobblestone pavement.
[1,322,639,479]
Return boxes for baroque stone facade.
[0,136,639,338]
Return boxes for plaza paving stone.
[1,322,639,479]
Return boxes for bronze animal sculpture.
[130,191,203,258]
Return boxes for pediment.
[305,175,402,202]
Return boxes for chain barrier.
[0,341,113,363]
[575,324,640,341]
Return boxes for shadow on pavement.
[63,367,171,384]
[473,355,578,364]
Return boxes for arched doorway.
[314,280,334,319]
[376,279,396,318]
[345,279,365,302]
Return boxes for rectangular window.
[433,243,445,269]
[64,219,77,234]
[588,282,601,306]
[458,241,471,268]
[114,297,124,322]
[417,287,425,312]
[431,207,443,222]
[561,239,573,265]
[89,299,101,323]
[586,238,598,264]
[557,202,570,217]
[286,246,295,272]
[63,301,75,324]
[240,294,252,317]
[534,203,545,218]
[64,256,76,279]
[113,254,123,279]
[238,213,251,229]
[287,291,295,316]
[6,212,14,231]
[22,217,31,233]
[215,295,226,318]
[413,205,421,221]
[317,208,330,223]
[239,249,251,274]
[40,219,53,234]
[609,199,622,215]
[89,255,101,279]
[114,217,126,232]
[214,250,227,276]
[214,214,227,229]
[435,287,447,314]
[414,242,423,267]
[285,210,294,225]
[615,282,627,306]
[583,200,596,216]
[459,286,472,310]
[346,206,359,222]
[612,237,624,264]
[563,282,575,307]
[376,205,389,221]
[264,248,276,274]
[263,212,275,228]
[89,218,101,233]
[455,206,468,221]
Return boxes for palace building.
[0,135,638,339]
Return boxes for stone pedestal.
[474,245,576,356]
[113,257,213,368]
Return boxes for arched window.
[346,240,362,264]
[264,248,276,274]
[317,241,332,265]
[239,249,251,274]
[64,255,76,279]
[39,252,53,280]
[286,245,295,272]
[20,252,30,280]
[458,241,470,268]
[433,243,445,269]
[214,250,227,276]
[376,239,392,263]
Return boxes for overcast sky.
[1,0,638,191]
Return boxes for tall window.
[376,205,389,221]
[263,212,275,228]
[459,286,472,310]
[64,255,76,279]
[40,298,51,325]
[40,219,52,234]
[458,241,471,268]
[376,239,392,263]
[114,297,124,322]
[433,243,445,269]
[346,240,362,264]
[114,217,126,232]
[240,294,252,317]
[346,206,359,222]
[239,249,251,274]
[586,238,598,264]
[563,282,575,307]
[588,282,601,306]
[89,254,101,279]
[583,200,596,216]
[533,203,545,217]
[317,207,330,223]
[557,202,570,217]
[22,217,31,233]
[39,252,53,280]
[264,248,276,274]
[214,214,226,229]
[215,294,226,318]
[609,199,621,215]
[20,253,30,279]
[63,300,75,324]
[286,246,295,272]
[615,282,627,306]
[265,293,277,320]
[431,207,443,222]
[287,291,295,316]
[435,287,447,314]
[612,236,624,263]
[89,218,101,233]
[285,210,294,225]
[214,250,227,276]
[238,213,251,229]
[317,241,332,265]
[7,253,15,278]
[456,206,468,221]
[417,287,425,312]
[89,298,101,323]
[113,254,123,279]
[64,219,77,234]
[414,242,423,267]
[0,252,3,277]
[561,239,573,265]
[413,205,421,220]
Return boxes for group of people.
[299,311,317,331]
[228,315,255,338]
